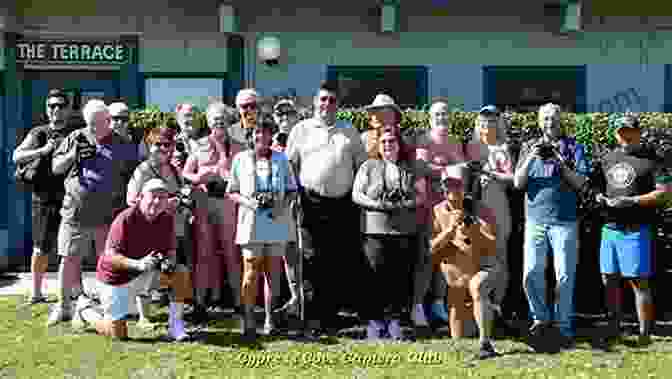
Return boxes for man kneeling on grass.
[72,178,192,341]
[431,170,499,360]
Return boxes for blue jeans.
[523,221,578,337]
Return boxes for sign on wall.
[16,40,130,65]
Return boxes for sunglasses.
[275,110,297,117]
[319,96,337,104]
[111,116,130,122]
[48,102,67,109]
[239,103,257,111]
[153,142,174,148]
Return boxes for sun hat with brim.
[365,94,402,116]
[274,99,297,112]
[142,178,169,193]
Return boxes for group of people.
[13,80,670,360]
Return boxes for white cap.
[142,178,169,193]
[108,102,129,116]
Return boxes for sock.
[603,275,622,335]
[33,271,45,298]
[632,281,654,336]
[57,260,73,308]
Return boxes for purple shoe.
[168,303,190,342]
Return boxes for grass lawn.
[3,295,672,379]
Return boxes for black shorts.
[31,201,62,255]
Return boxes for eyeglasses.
[153,142,173,148]
[239,103,257,111]
[111,116,129,122]
[48,102,67,109]
[319,96,337,104]
[381,139,398,145]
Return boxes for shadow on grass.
[0,274,20,288]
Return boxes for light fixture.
[380,0,400,33]
[218,2,238,33]
[257,35,281,66]
[560,0,581,32]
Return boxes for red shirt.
[96,206,175,286]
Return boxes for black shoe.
[477,341,499,360]
[241,329,257,344]
[558,335,575,351]
[637,335,652,347]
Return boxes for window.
[144,78,225,112]
[483,66,586,113]
[327,66,428,108]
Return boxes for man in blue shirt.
[514,103,589,350]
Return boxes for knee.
[469,277,485,302]
[244,257,264,276]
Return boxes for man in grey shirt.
[285,80,367,335]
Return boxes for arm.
[430,211,458,256]
[52,133,78,175]
[126,166,143,207]
[181,154,202,184]
[285,125,301,175]
[352,161,386,210]
[513,143,535,190]
[351,129,368,172]
[12,132,49,165]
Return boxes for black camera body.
[255,192,275,210]
[463,161,484,226]
[153,251,176,274]
[382,188,410,204]
[175,184,195,223]
[536,143,556,160]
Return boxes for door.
[9,77,119,267]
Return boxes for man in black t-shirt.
[12,89,74,305]
[594,114,671,346]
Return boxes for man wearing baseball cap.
[593,113,671,347]
[72,178,192,342]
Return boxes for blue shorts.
[600,224,653,278]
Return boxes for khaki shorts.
[241,242,285,258]
[57,221,97,258]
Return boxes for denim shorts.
[600,224,653,278]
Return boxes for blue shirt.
[523,137,588,224]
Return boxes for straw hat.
[364,94,402,116]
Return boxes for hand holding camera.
[533,142,559,161]
[76,134,96,162]
[151,251,177,274]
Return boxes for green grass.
[3,295,672,379]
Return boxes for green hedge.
[129,106,672,149]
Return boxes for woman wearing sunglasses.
[352,128,430,340]
[126,126,186,328]
[182,102,244,320]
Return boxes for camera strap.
[252,149,274,194]
[381,160,405,194]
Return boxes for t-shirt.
[518,137,588,224]
[97,206,175,286]
[55,128,139,226]
[598,145,669,224]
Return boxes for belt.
[304,189,348,201]
[606,223,642,232]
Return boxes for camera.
[382,188,410,204]
[255,192,275,210]
[536,143,556,160]
[175,184,195,223]
[462,161,484,226]
[153,251,176,274]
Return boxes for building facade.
[1,0,672,267]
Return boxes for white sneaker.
[411,304,429,327]
[47,304,72,327]
[72,296,95,329]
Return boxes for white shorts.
[96,270,162,321]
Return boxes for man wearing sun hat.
[71,178,192,342]
[593,113,672,347]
